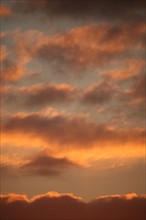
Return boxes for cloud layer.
[1,192,145,220]
[1,0,145,205]
[2,113,144,149]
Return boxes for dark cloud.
[12,0,145,22]
[34,43,90,73]
[0,192,145,220]
[24,84,76,106]
[81,79,116,104]
[2,83,77,109]
[1,153,78,177]
[21,154,76,176]
[2,113,144,148]
[2,78,117,109]
[101,21,145,48]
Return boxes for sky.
[0,0,146,219]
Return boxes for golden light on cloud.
[0,194,29,203]
[55,144,145,167]
[96,193,146,200]
[1,132,46,149]
[31,192,82,202]
[1,1,145,218]
[103,59,144,80]
[1,130,145,168]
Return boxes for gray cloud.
[21,154,77,176]
[2,83,77,109]
[81,79,116,104]
[120,74,145,109]
[25,84,76,106]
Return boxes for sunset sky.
[0,0,146,219]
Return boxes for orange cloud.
[31,191,82,202]
[1,59,25,82]
[7,21,145,78]
[0,31,33,82]
[1,192,145,220]
[2,113,144,147]
[0,194,28,203]
[103,59,144,81]
[95,193,145,200]
[1,113,145,167]
[0,5,12,17]
[32,21,145,72]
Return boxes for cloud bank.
[1,192,145,220]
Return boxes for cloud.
[0,30,34,83]
[0,5,12,17]
[32,21,145,73]
[118,73,145,120]
[1,59,25,82]
[5,21,144,78]
[1,152,79,177]
[0,31,32,83]
[22,83,76,106]
[0,193,28,203]
[2,83,77,111]
[0,192,145,220]
[81,79,116,104]
[12,0,145,22]
[21,154,77,176]
[125,74,145,106]
[0,46,7,60]
[2,79,116,109]
[120,74,145,126]
[102,59,144,81]
[2,113,144,150]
